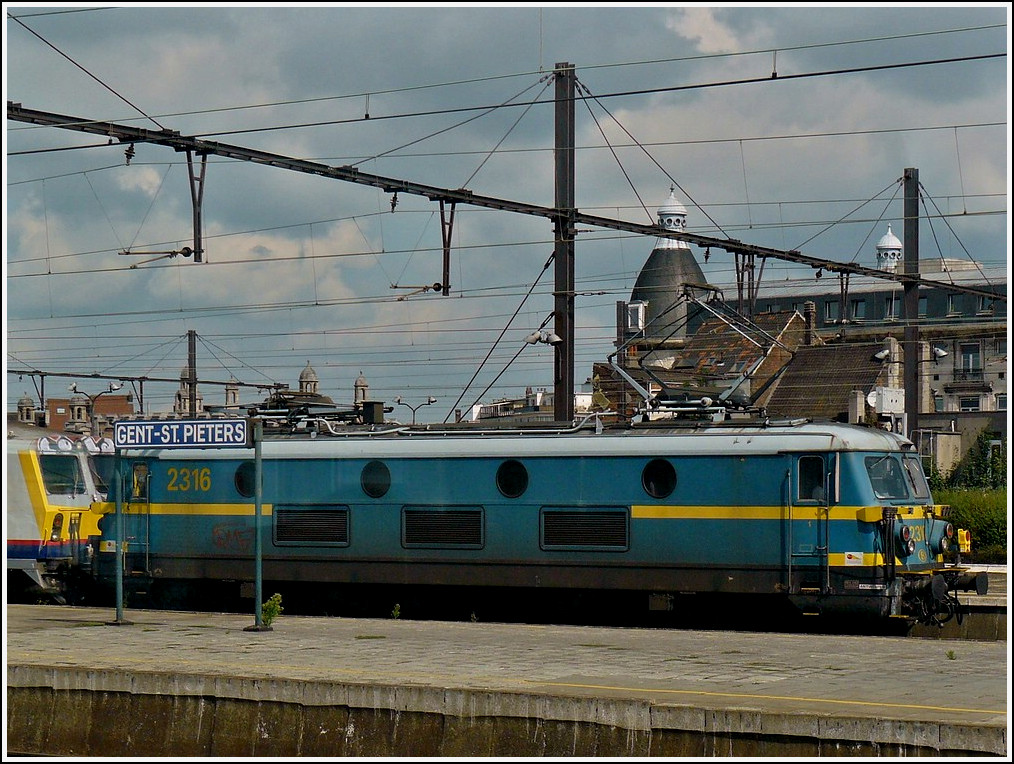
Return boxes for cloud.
[665,8,764,54]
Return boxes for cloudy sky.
[4,4,1009,423]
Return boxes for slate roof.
[762,344,887,421]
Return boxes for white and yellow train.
[6,424,113,602]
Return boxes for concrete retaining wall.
[7,666,1005,757]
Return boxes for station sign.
[114,418,250,449]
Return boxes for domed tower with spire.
[354,371,369,405]
[17,393,36,424]
[173,364,204,415]
[624,187,707,357]
[225,375,240,408]
[299,361,319,395]
[875,224,903,273]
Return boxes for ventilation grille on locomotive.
[402,507,484,549]
[541,509,629,551]
[274,506,349,545]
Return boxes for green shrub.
[935,430,1007,490]
[261,593,284,626]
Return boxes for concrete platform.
[5,604,1009,757]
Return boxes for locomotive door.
[787,454,830,594]
[123,461,152,574]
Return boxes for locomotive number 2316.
[167,467,212,492]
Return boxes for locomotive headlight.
[49,512,65,542]
[938,537,951,554]
[944,523,954,539]
[895,523,914,556]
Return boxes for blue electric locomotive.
[81,414,984,625]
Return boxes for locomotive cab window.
[901,455,930,500]
[866,455,908,500]
[90,453,115,496]
[797,456,825,502]
[131,463,149,500]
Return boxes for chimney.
[803,301,816,346]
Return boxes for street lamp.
[69,381,123,435]
[525,330,564,346]
[394,395,437,425]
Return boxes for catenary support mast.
[903,168,920,436]
[554,63,576,422]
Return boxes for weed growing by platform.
[262,593,284,626]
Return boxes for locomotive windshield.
[90,453,116,497]
[865,454,930,501]
[38,453,86,495]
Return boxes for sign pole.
[108,447,132,625]
[245,418,271,631]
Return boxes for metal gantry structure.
[6,61,1006,424]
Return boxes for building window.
[995,338,1007,356]
[997,394,1007,411]
[934,396,945,412]
[977,296,995,314]
[919,296,928,317]
[850,299,866,320]
[626,301,646,332]
[946,294,961,316]
[955,342,983,383]
[959,342,982,376]
[885,295,900,320]
[959,396,980,412]
[824,300,840,323]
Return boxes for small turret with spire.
[875,224,903,273]
[655,185,690,251]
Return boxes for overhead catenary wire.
[8,12,167,132]
[442,251,556,423]
[918,181,993,287]
[8,51,1003,145]
[7,13,1002,138]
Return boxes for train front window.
[901,455,931,500]
[39,454,86,495]
[865,455,908,500]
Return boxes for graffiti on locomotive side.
[212,522,255,552]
